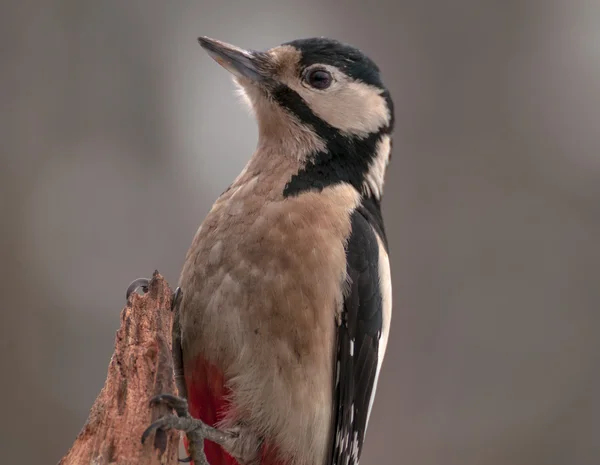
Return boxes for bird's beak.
[198,36,268,84]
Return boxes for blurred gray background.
[2,1,600,464]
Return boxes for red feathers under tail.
[184,354,289,465]
[185,354,237,465]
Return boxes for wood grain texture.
[59,271,180,465]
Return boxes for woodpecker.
[138,35,394,465]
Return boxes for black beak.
[198,36,267,83]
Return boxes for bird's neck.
[282,130,392,200]
[255,107,326,162]
[248,88,392,201]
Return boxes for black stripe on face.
[271,85,392,198]
[270,84,340,142]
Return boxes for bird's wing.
[329,200,391,465]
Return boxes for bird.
[138,35,395,465]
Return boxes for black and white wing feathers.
[330,202,390,465]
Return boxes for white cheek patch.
[363,135,391,199]
[291,78,391,137]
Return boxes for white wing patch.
[365,231,392,429]
[331,211,392,465]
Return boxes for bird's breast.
[179,177,361,465]
[180,177,361,358]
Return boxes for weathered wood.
[59,271,180,465]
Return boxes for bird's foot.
[126,276,183,312]
[126,277,150,300]
[142,394,239,465]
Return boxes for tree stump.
[59,271,180,465]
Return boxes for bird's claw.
[126,277,150,300]
[149,393,189,418]
[126,277,182,313]
[142,392,209,465]
[142,392,236,465]
[172,287,183,312]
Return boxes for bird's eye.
[305,69,333,90]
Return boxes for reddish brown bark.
[59,271,180,465]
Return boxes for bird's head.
[198,36,394,199]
